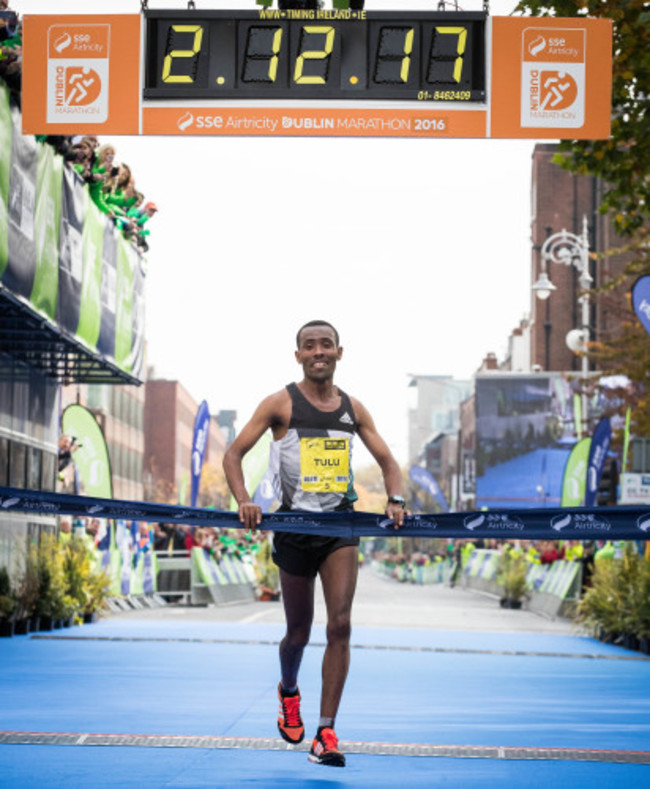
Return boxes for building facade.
[529,144,629,374]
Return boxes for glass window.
[9,441,27,488]
[0,436,8,485]
[41,452,56,492]
[26,446,42,491]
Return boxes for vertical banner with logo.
[96,221,118,359]
[560,437,591,507]
[0,81,12,275]
[585,417,612,507]
[409,465,449,512]
[632,276,650,337]
[490,16,612,139]
[114,237,136,373]
[31,143,63,320]
[190,400,210,508]
[76,199,105,348]
[56,164,84,335]
[5,105,37,297]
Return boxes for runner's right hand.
[238,501,262,531]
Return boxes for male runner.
[223,320,406,768]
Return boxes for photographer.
[57,434,81,473]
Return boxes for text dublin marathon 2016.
[1,487,650,541]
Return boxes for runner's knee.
[284,624,311,649]
[326,613,351,645]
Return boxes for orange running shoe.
[308,727,346,767]
[277,683,304,744]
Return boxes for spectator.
[154,523,188,555]
[58,517,72,544]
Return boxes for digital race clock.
[143,9,486,103]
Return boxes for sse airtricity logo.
[551,513,611,533]
[463,513,524,532]
[637,515,650,534]
[528,35,547,57]
[177,112,194,132]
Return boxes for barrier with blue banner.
[2,486,650,540]
[460,549,583,618]
[191,547,256,604]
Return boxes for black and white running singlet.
[269,383,358,512]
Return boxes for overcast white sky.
[14,0,535,469]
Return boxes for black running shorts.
[272,532,360,579]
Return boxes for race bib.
[300,437,350,493]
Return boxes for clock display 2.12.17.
[144,10,486,102]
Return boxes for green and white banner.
[561,437,592,507]
[0,88,144,379]
[61,404,113,502]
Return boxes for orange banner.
[142,107,487,138]
[22,14,141,136]
[489,16,612,139]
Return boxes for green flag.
[561,437,591,507]
[229,431,272,511]
[622,407,631,472]
[61,404,113,501]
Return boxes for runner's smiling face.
[295,325,343,382]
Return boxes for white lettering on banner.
[520,28,585,129]
[282,117,335,130]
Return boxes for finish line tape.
[2,486,650,540]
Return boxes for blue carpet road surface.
[1,618,649,787]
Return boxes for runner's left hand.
[385,501,409,529]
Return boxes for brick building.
[530,144,629,373]
[143,379,226,504]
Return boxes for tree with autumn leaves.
[515,0,650,439]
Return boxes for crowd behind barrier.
[0,4,158,251]
[60,514,272,608]
[370,538,637,618]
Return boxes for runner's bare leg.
[278,570,315,689]
[318,545,359,719]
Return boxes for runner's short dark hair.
[296,321,340,348]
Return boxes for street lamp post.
[532,215,592,435]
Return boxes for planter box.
[499,598,523,610]
[83,611,99,624]
[14,618,30,635]
[0,619,15,637]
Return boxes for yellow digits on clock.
[435,26,467,83]
[162,25,204,83]
[294,26,335,85]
